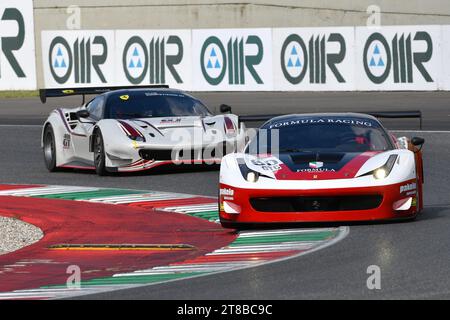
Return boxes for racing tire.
[93,130,108,176]
[43,125,57,172]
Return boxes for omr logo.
[365,41,388,79]
[204,44,224,81]
[0,7,26,79]
[200,35,263,85]
[363,32,433,84]
[51,46,69,78]
[283,42,305,80]
[125,44,145,81]
[48,36,108,84]
[122,36,184,85]
[280,33,346,84]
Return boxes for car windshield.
[105,91,211,119]
[247,117,393,154]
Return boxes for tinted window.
[104,91,211,119]
[247,117,393,154]
[86,97,105,120]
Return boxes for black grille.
[250,195,383,212]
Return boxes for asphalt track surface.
[1,92,450,299]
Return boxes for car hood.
[243,151,383,180]
[124,116,205,132]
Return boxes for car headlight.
[373,155,397,180]
[246,171,259,183]
[237,158,271,183]
[118,121,146,143]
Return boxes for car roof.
[102,88,195,99]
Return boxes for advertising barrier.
[40,25,450,91]
[192,28,272,91]
[41,30,115,88]
[115,30,191,90]
[355,25,441,91]
[0,0,36,90]
[273,27,355,91]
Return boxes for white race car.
[41,86,246,175]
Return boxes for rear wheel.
[43,125,57,172]
[93,130,108,176]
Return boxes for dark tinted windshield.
[105,91,211,119]
[247,117,393,154]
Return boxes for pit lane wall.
[4,0,450,91]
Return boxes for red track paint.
[128,197,216,209]
[0,196,236,293]
[0,185,40,191]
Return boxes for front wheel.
[93,130,108,176]
[43,125,57,172]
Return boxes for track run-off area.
[0,92,450,299]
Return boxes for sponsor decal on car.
[161,118,182,123]
[297,168,336,173]
[269,118,374,129]
[220,188,235,200]
[250,158,282,171]
[219,188,234,196]
[63,134,71,149]
[400,182,417,193]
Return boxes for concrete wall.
[33,0,450,87]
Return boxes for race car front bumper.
[219,179,420,227]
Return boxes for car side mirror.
[76,109,90,119]
[411,137,425,146]
[220,104,232,113]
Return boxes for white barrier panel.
[191,28,273,91]
[273,27,355,91]
[439,26,450,90]
[115,30,191,90]
[355,26,441,91]
[39,26,450,91]
[0,0,36,90]
[41,30,115,88]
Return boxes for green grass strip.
[0,90,38,98]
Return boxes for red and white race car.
[219,112,425,228]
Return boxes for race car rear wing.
[239,110,423,129]
[39,85,170,104]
